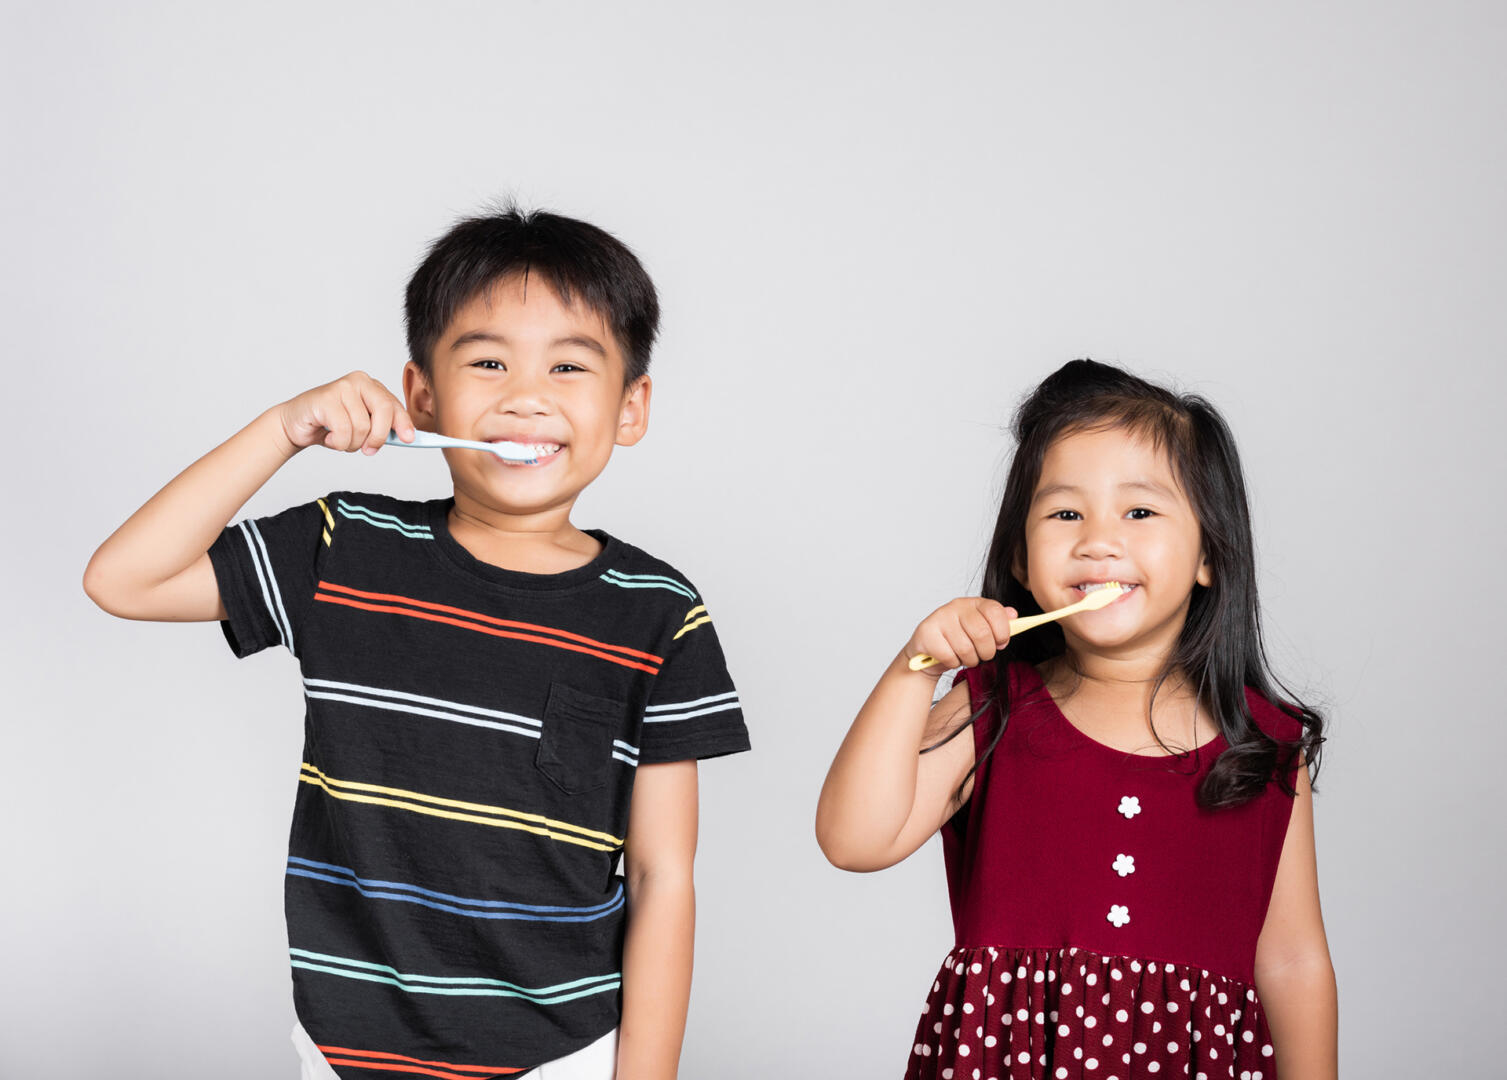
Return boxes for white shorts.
[292,1022,618,1079]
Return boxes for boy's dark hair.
[405,204,660,384]
[928,359,1324,809]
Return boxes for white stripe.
[305,691,543,740]
[245,520,295,654]
[612,739,640,754]
[238,522,288,650]
[642,700,742,724]
[303,678,541,728]
[645,690,739,713]
[611,751,639,767]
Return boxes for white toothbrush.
[385,430,541,464]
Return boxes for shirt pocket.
[534,683,623,795]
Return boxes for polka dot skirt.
[905,946,1276,1080]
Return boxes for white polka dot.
[963,1002,974,1014]
[1085,1015,1098,1029]
[1059,1024,1071,1037]
[1168,1040,1179,1054]
[1209,1048,1218,1060]
[933,981,941,993]
[1035,1012,1044,1025]
[1115,1009,1129,1023]
[984,1035,996,1048]
[975,1026,983,1038]
[1180,978,1191,991]
[1247,989,1257,1001]
[1018,1009,1029,1022]
[972,1070,980,1080]
[971,962,982,974]
[1103,993,1111,1006]
[1261,1044,1274,1057]
[1001,971,1012,983]
[1087,972,1099,986]
[1167,1001,1179,1013]
[940,1069,953,1079]
[1193,1031,1202,1043]
[1240,1073,1251,1080]
[944,1004,954,1015]
[1057,1070,1069,1079]
[1148,1064,1160,1074]
[1130,960,1142,972]
[1063,982,1074,996]
[1086,1059,1099,1071]
[1049,969,1058,981]
[913,1044,923,1055]
[1254,1072,1264,1080]
[1218,992,1228,1005]
[1153,1021,1162,1034]
[1215,1024,1225,1036]
[1243,1030,1255,1043]
[1077,1005,1085,1018]
[1102,1034,1114,1047]
[1018,1052,1030,1065]
[1141,1001,1155,1014]
[1035,970,1046,983]
[1134,1042,1147,1054]
[1075,1048,1084,1060]
[933,1022,942,1033]
[1017,966,1028,978]
[958,1044,970,1058]
[1050,1010,1059,1023]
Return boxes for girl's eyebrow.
[1032,479,1178,502]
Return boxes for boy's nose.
[496,372,551,416]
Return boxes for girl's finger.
[958,609,998,663]
[939,623,979,669]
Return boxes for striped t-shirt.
[208,492,750,1078]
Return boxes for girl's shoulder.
[1242,685,1307,745]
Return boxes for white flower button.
[1113,853,1136,877]
[1118,795,1142,819]
[1107,904,1131,928]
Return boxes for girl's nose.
[1074,520,1124,561]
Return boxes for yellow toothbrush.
[907,582,1130,671]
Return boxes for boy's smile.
[402,274,650,556]
[1019,426,1211,661]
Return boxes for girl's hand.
[904,597,1016,676]
[275,371,416,456]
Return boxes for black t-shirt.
[208,492,749,1077]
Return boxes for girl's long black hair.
[942,359,1323,809]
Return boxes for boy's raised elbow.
[81,550,128,617]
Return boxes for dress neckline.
[1018,662,1227,760]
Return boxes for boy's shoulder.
[594,533,706,603]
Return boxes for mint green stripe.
[290,962,621,1004]
[336,503,433,539]
[290,948,617,994]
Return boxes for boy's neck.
[446,495,603,575]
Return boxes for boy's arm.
[616,759,698,1080]
[83,372,411,621]
[1252,763,1338,1079]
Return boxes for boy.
[84,207,749,1079]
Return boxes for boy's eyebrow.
[448,330,607,357]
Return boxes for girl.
[816,360,1336,1079]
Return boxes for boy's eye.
[551,362,585,374]
[1127,508,1156,520]
[471,359,505,371]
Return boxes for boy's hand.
[275,372,416,456]
[903,597,1016,676]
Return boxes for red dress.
[906,663,1301,1080]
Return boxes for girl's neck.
[1040,651,1214,756]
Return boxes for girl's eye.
[1049,510,1082,521]
[1127,508,1156,520]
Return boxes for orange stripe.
[317,580,662,663]
[317,1044,522,1075]
[315,593,660,674]
[321,1056,523,1079]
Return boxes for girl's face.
[1017,425,1211,662]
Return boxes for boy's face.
[403,274,650,522]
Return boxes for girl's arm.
[815,598,1014,873]
[83,372,412,621]
[617,760,698,1080]
[1252,763,1338,1079]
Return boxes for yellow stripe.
[316,498,335,529]
[673,615,713,641]
[321,529,332,547]
[298,763,622,846]
[681,605,707,622]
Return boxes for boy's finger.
[365,400,394,455]
[342,387,373,451]
[391,405,416,443]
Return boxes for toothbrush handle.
[385,431,494,452]
[906,602,1091,671]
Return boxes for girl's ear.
[403,362,436,431]
[1012,553,1030,592]
[1196,553,1213,588]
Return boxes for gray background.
[5,2,1504,1076]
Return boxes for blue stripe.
[285,858,625,921]
[336,502,433,539]
[598,570,696,600]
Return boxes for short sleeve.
[207,498,329,658]
[638,598,750,765]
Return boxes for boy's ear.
[615,375,652,447]
[402,362,436,431]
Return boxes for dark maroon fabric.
[904,662,1302,1080]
